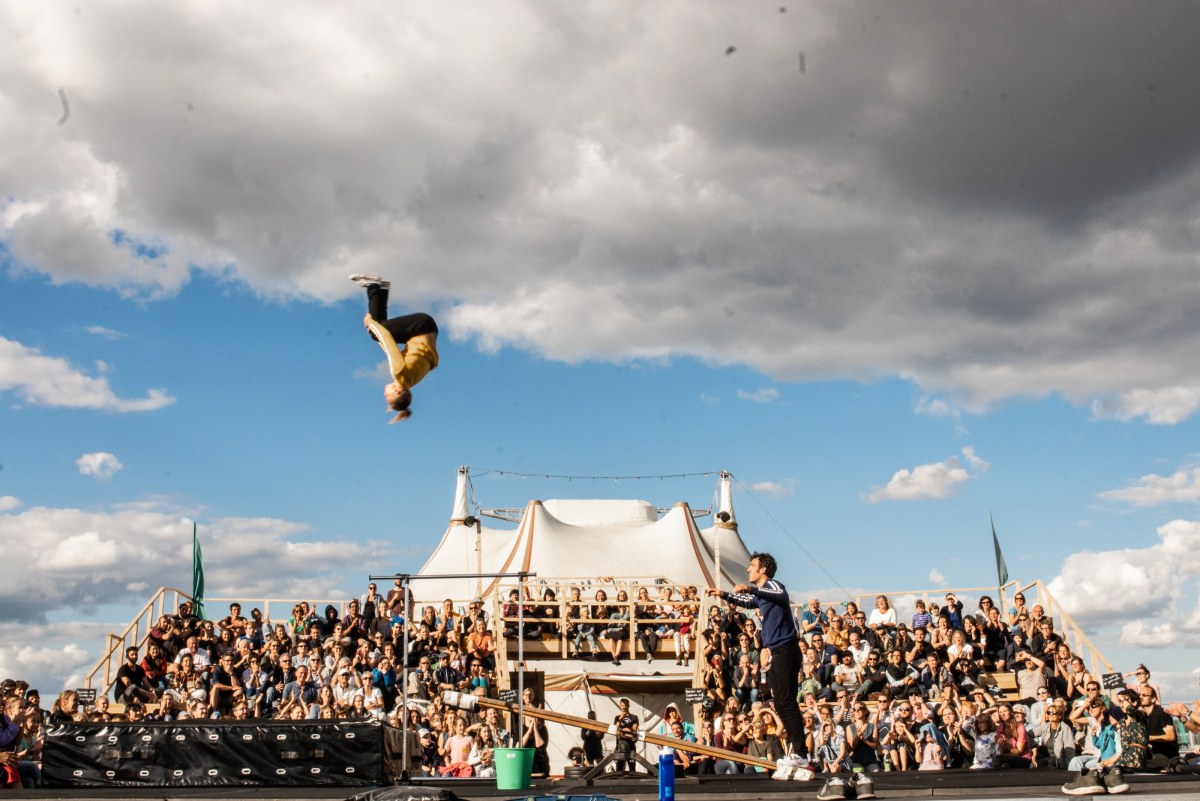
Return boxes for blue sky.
[3,1,1200,701]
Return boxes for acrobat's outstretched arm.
[364,314,406,382]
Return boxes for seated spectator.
[854,651,886,699]
[930,616,953,659]
[1015,651,1050,705]
[800,598,824,639]
[868,595,898,648]
[467,618,495,671]
[1060,654,1093,702]
[1137,685,1178,769]
[536,588,560,640]
[1109,690,1149,771]
[218,602,249,639]
[916,724,945,770]
[600,590,630,666]
[880,698,917,770]
[634,586,660,661]
[114,646,155,704]
[946,630,975,667]
[937,704,974,769]
[825,614,849,650]
[1031,702,1075,769]
[732,653,758,710]
[282,664,318,708]
[713,713,747,774]
[994,703,1032,768]
[470,726,498,778]
[905,626,934,669]
[970,713,998,769]
[942,594,965,630]
[501,590,522,638]
[981,606,1010,669]
[208,653,246,714]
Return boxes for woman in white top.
[945,630,974,665]
[868,595,897,633]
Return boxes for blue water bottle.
[658,748,675,801]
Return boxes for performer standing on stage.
[707,553,806,757]
[349,274,439,422]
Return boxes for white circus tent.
[410,468,753,604]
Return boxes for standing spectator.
[911,599,933,631]
[942,594,964,630]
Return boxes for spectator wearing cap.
[358,671,386,720]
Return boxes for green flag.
[991,514,1009,587]
[192,523,206,620]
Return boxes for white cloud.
[83,325,127,341]
[750,480,794,498]
[0,336,175,412]
[864,446,990,503]
[1092,387,1200,426]
[915,397,960,419]
[1046,519,1200,629]
[0,500,393,624]
[4,3,1200,419]
[928,568,948,588]
[76,451,123,480]
[737,388,780,403]
[0,496,20,512]
[0,620,101,693]
[1098,467,1200,507]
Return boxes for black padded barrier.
[42,719,388,787]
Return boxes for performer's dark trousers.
[366,284,438,341]
[768,638,806,756]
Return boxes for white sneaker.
[349,273,390,289]
[772,754,813,781]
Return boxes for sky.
[2,0,1199,702]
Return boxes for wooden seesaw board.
[441,691,777,772]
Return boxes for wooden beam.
[441,691,776,771]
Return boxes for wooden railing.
[82,586,191,697]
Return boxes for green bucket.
[494,747,535,791]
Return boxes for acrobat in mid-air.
[350,274,439,422]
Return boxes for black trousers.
[366,284,438,343]
[767,639,807,756]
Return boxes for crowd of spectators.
[4,583,1200,787]
[687,590,1200,776]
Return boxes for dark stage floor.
[9,769,1200,801]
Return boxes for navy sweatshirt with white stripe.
[719,579,797,651]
